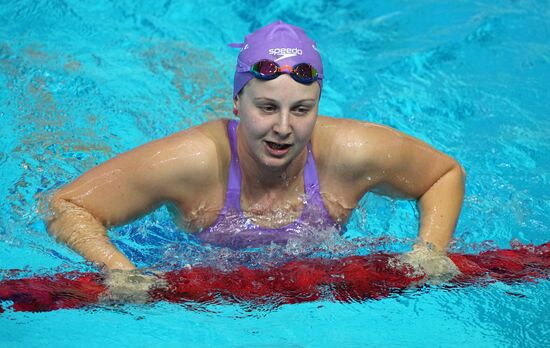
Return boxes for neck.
[240,146,307,189]
[236,136,307,202]
[238,147,307,218]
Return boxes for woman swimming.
[47,21,465,277]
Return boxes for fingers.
[397,247,460,285]
[100,269,166,304]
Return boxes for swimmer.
[47,21,465,286]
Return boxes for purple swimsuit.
[195,120,339,249]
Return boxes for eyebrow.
[253,98,316,104]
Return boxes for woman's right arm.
[47,123,223,270]
[48,198,136,270]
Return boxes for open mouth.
[265,141,292,151]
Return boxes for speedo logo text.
[268,48,303,55]
[269,47,303,61]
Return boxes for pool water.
[1,0,549,346]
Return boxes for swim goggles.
[249,60,319,84]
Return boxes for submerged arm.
[48,198,135,270]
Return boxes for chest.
[173,180,358,232]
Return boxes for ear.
[232,95,240,117]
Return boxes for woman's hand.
[397,245,460,284]
[101,269,167,304]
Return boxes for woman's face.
[235,75,320,170]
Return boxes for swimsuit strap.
[299,143,336,225]
[223,119,334,225]
[303,144,325,208]
[223,119,242,211]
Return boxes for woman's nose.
[273,112,291,137]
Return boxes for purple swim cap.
[229,21,323,98]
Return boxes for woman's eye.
[294,107,310,115]
[260,105,276,113]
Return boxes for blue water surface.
[0,0,549,347]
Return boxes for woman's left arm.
[366,123,466,252]
[323,119,466,252]
[416,162,465,251]
[319,118,465,279]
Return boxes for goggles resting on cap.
[249,59,319,84]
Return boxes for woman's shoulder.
[116,119,231,187]
[312,116,405,173]
[155,119,230,160]
[314,116,388,149]
[314,116,397,138]
[171,118,229,145]
[167,118,231,171]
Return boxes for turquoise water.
[1,0,549,346]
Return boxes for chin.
[260,156,291,169]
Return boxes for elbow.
[47,192,73,224]
[47,193,65,224]
[46,194,72,239]
[46,193,89,236]
[452,161,466,185]
[431,160,466,194]
[451,158,466,177]
[48,190,89,218]
[46,195,107,248]
[445,161,466,198]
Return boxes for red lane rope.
[1,242,549,313]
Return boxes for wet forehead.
[243,75,320,103]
